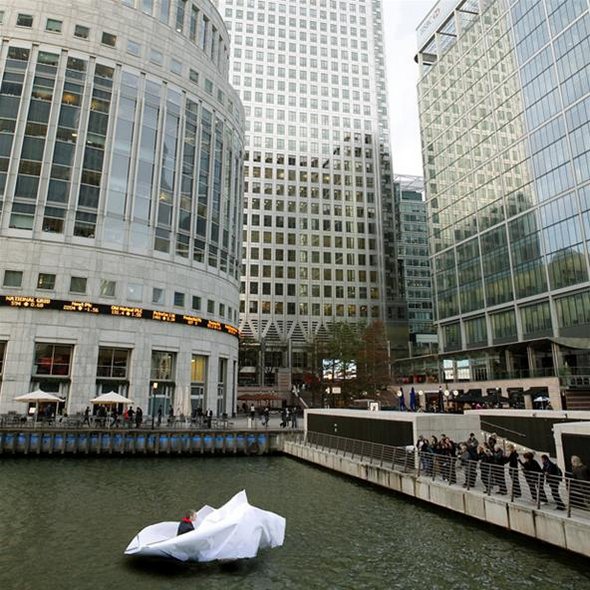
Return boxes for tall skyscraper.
[394,175,437,358]
[217,0,405,387]
[409,0,590,408]
[0,0,244,415]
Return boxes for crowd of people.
[415,432,590,510]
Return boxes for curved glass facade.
[0,0,244,415]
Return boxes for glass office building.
[216,0,405,387]
[0,0,244,415]
[406,0,590,409]
[394,175,437,358]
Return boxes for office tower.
[394,175,437,358]
[0,0,244,415]
[411,0,590,408]
[217,0,404,387]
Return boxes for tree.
[355,321,391,397]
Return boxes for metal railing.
[300,432,590,519]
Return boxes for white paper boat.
[124,490,285,562]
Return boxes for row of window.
[2,9,233,117]
[441,287,590,349]
[239,299,381,318]
[0,342,229,414]
[1,270,236,323]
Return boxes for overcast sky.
[382,0,435,177]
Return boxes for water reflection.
[0,457,587,590]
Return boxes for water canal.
[0,456,588,590]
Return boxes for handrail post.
[380,444,385,467]
[536,472,542,509]
[417,450,421,476]
[432,453,436,481]
[566,477,572,518]
[360,440,364,462]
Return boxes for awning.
[550,337,590,350]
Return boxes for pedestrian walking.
[82,406,91,426]
[135,406,143,428]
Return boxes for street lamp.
[151,382,158,428]
[444,389,450,412]
[418,390,424,411]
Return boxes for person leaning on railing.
[520,451,548,504]
[541,454,565,510]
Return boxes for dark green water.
[0,456,589,590]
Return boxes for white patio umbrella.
[90,391,134,405]
[534,395,550,402]
[14,389,64,423]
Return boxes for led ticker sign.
[0,295,240,338]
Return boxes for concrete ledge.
[283,442,590,559]
[464,492,486,521]
[508,504,536,538]
[535,512,566,548]
[484,497,510,528]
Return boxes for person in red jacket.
[177,510,197,536]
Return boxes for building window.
[69,276,87,294]
[100,279,116,298]
[149,350,176,415]
[127,283,143,302]
[207,299,215,314]
[152,288,165,304]
[151,350,176,381]
[127,39,141,56]
[16,14,34,28]
[174,291,185,307]
[192,295,201,311]
[0,11,5,24]
[97,347,129,378]
[150,49,163,64]
[37,273,56,290]
[171,58,183,74]
[33,343,72,376]
[101,32,117,47]
[189,69,199,83]
[3,270,23,288]
[46,18,62,33]
[74,24,90,39]
[191,354,207,411]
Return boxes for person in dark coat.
[479,446,495,494]
[135,406,143,428]
[506,444,521,498]
[493,445,508,495]
[520,452,548,503]
[541,454,565,510]
[177,510,197,536]
[82,406,91,426]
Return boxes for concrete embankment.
[284,440,590,559]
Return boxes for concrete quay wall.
[283,441,590,559]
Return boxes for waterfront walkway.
[284,433,590,558]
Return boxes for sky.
[382,0,435,177]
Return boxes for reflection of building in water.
[396,0,590,410]
[216,0,406,388]
[0,0,244,416]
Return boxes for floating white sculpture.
[124,490,286,562]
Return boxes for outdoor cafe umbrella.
[14,389,63,422]
[534,395,550,402]
[90,391,134,405]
